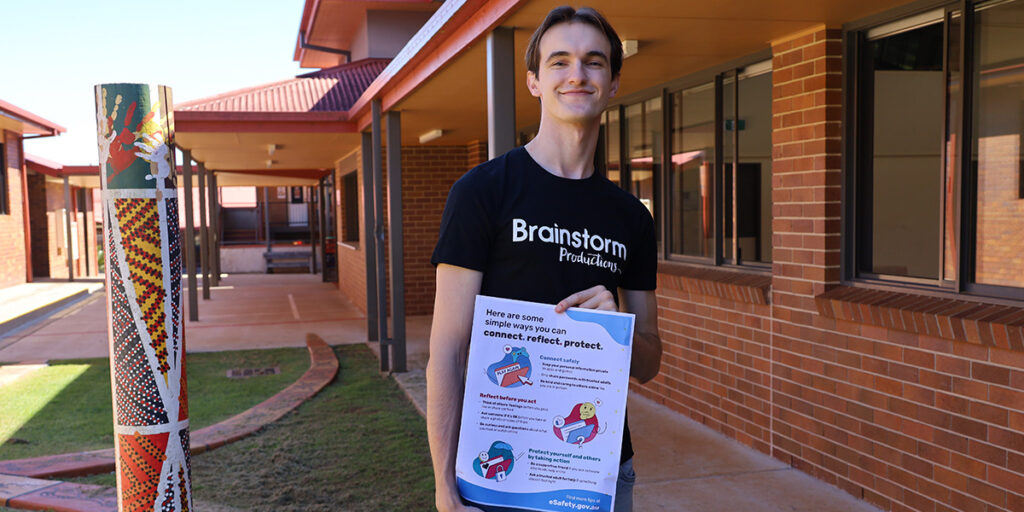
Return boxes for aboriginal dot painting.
[97,83,192,512]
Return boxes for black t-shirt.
[431,146,657,463]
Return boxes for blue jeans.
[615,458,636,512]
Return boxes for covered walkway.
[0,273,367,363]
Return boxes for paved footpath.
[378,325,883,512]
[0,335,338,511]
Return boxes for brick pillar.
[770,28,843,318]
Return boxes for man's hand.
[554,285,616,312]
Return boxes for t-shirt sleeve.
[620,208,657,290]
[431,175,494,271]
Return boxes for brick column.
[770,28,843,318]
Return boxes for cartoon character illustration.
[553,401,606,447]
[485,345,533,388]
[472,441,517,482]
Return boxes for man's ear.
[609,74,620,99]
[526,70,542,98]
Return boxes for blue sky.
[2,0,307,165]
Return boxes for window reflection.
[670,83,716,257]
[972,0,1024,287]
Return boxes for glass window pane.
[862,21,944,279]
[944,12,962,282]
[625,98,661,221]
[606,109,621,185]
[669,83,715,257]
[972,0,1024,287]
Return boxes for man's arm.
[426,264,484,512]
[555,286,662,382]
[618,288,662,383]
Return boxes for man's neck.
[524,117,600,180]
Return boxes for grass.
[0,347,310,461]
[70,345,436,511]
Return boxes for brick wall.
[0,131,27,288]
[336,152,368,313]
[334,140,488,316]
[634,28,1024,512]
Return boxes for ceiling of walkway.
[392,0,919,147]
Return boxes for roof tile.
[177,58,389,113]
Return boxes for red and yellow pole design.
[95,83,191,512]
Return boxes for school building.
[0,100,102,289]
[170,1,1024,510]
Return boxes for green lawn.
[0,347,310,461]
[71,345,436,511]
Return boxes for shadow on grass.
[0,347,310,462]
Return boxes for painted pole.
[95,83,192,512]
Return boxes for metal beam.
[487,27,516,159]
[372,99,389,371]
[308,186,317,273]
[183,152,198,321]
[197,162,210,300]
[361,132,379,341]
[386,110,406,373]
[212,173,221,282]
[63,176,73,281]
[319,177,328,281]
[263,187,272,252]
[207,169,219,286]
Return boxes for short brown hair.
[524,6,623,78]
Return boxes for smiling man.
[427,6,663,512]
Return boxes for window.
[341,171,359,243]
[849,0,1024,298]
[0,141,7,215]
[600,56,772,267]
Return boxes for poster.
[456,295,634,512]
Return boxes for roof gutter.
[298,30,351,64]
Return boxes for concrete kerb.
[0,282,104,342]
[0,334,338,484]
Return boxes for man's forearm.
[426,353,467,509]
[630,331,662,383]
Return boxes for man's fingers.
[556,285,612,312]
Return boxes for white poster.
[456,295,634,512]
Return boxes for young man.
[427,6,662,512]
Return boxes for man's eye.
[587,61,604,67]
[551,61,566,67]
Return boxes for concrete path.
[378,317,882,512]
[0,279,104,341]
[0,273,367,363]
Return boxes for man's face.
[527,22,619,125]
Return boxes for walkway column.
[318,177,327,281]
[182,152,198,321]
[63,175,74,281]
[263,187,272,252]
[361,132,379,341]
[94,83,192,512]
[371,99,389,371]
[197,162,210,299]
[206,169,219,286]
[308,186,318,273]
[487,27,516,159]
[386,110,406,373]
[211,173,221,282]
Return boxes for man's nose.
[567,60,587,84]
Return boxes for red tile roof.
[0,100,65,136]
[177,58,390,113]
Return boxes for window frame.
[0,138,7,215]
[341,170,360,244]
[604,49,773,271]
[843,0,1024,302]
